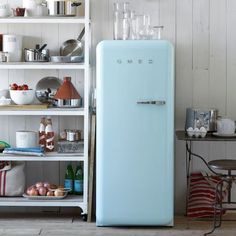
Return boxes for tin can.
[73,130,81,141]
[66,130,74,142]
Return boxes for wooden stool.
[205,159,236,235]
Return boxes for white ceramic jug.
[3,35,23,62]
[23,0,43,16]
[217,118,235,135]
[0,3,10,17]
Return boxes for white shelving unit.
[0,108,85,116]
[0,62,86,70]
[0,1,90,220]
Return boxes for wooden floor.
[0,212,235,235]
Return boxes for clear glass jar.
[150,26,164,40]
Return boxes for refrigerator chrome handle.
[137,100,166,105]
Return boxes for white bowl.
[10,89,35,105]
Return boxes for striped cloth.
[187,172,227,218]
[0,161,11,196]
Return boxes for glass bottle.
[122,2,130,40]
[130,10,137,40]
[113,2,122,40]
[74,162,83,195]
[64,163,74,194]
[39,116,46,149]
[45,116,54,152]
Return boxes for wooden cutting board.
[0,104,49,110]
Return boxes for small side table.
[175,130,236,214]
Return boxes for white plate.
[23,193,67,200]
[212,132,236,137]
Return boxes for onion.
[28,187,39,196]
[35,182,44,188]
[43,182,51,188]
[47,191,54,197]
[49,184,58,190]
[38,186,47,196]
[54,189,64,197]
[26,185,35,195]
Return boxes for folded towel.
[3,147,45,157]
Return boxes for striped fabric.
[0,161,10,197]
[187,172,227,218]
[0,171,7,196]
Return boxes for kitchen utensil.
[35,3,48,16]
[185,108,218,132]
[50,55,84,63]
[54,77,82,108]
[60,27,85,57]
[3,35,23,62]
[217,118,235,135]
[56,98,81,107]
[12,7,26,17]
[24,44,49,62]
[16,131,38,148]
[10,89,35,105]
[36,76,62,104]
[46,0,81,16]
[0,3,10,17]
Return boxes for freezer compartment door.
[96,40,174,226]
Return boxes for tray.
[23,192,67,200]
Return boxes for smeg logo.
[116,59,154,65]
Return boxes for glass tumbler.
[135,14,151,39]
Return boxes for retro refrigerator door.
[96,40,174,226]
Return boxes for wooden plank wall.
[92,0,236,214]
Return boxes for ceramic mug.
[3,35,23,62]
[0,4,10,17]
[217,118,235,135]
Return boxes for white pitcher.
[0,3,10,17]
[23,0,44,16]
[217,118,235,135]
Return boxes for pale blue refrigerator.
[96,40,174,226]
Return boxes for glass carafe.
[113,2,122,40]
[122,2,130,40]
